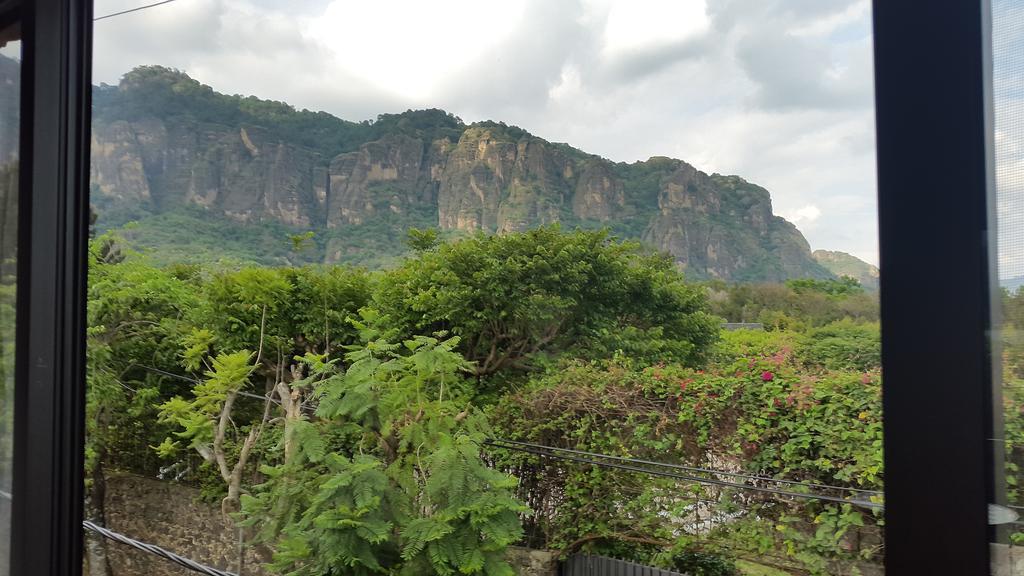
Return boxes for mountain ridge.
[812,250,880,291]
[88,65,868,282]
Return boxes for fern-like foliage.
[250,454,400,576]
[399,435,525,576]
[243,331,526,575]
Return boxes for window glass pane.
[993,1,1024,573]
[0,29,18,576]
[90,2,881,575]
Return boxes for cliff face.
[813,250,881,290]
[88,66,833,281]
[91,119,327,227]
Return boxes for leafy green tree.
[374,226,718,378]
[157,348,268,514]
[241,328,526,575]
[706,279,879,329]
[155,265,371,511]
[786,277,863,297]
[405,227,440,252]
[85,237,200,575]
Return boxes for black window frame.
[0,1,1007,575]
[873,0,998,573]
[8,0,92,575]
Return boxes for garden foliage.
[86,226,889,575]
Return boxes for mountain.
[88,65,836,281]
[812,250,880,290]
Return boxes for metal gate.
[561,553,688,576]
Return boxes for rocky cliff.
[813,250,880,290]
[88,65,837,281]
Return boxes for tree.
[405,227,440,252]
[240,327,526,575]
[85,238,200,576]
[156,265,371,513]
[374,226,718,378]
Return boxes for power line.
[131,363,317,413]
[491,438,882,497]
[0,490,230,576]
[485,440,883,510]
[133,363,199,384]
[84,521,237,576]
[94,0,181,21]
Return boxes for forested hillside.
[85,64,864,282]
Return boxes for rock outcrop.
[87,65,836,281]
[813,250,881,290]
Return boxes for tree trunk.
[84,456,112,576]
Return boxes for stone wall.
[102,473,558,576]
[992,543,1024,576]
[103,473,267,576]
[505,547,558,576]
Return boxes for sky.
[994,1,1024,281]
[93,0,881,265]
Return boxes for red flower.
[762,371,774,382]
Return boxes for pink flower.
[762,371,774,382]
[861,373,872,384]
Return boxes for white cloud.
[600,0,709,55]
[306,0,528,101]
[786,205,822,224]
[92,0,882,264]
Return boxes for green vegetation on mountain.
[812,250,880,290]
[85,65,872,283]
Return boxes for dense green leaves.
[375,226,719,376]
[707,279,878,330]
[86,226,891,576]
[489,327,883,574]
[242,334,524,576]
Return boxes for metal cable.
[83,521,238,576]
[94,0,181,21]
[0,490,233,574]
[489,438,882,496]
[133,363,317,413]
[485,440,883,510]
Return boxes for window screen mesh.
[992,0,1024,565]
[995,1,1024,284]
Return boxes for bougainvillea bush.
[490,328,883,575]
